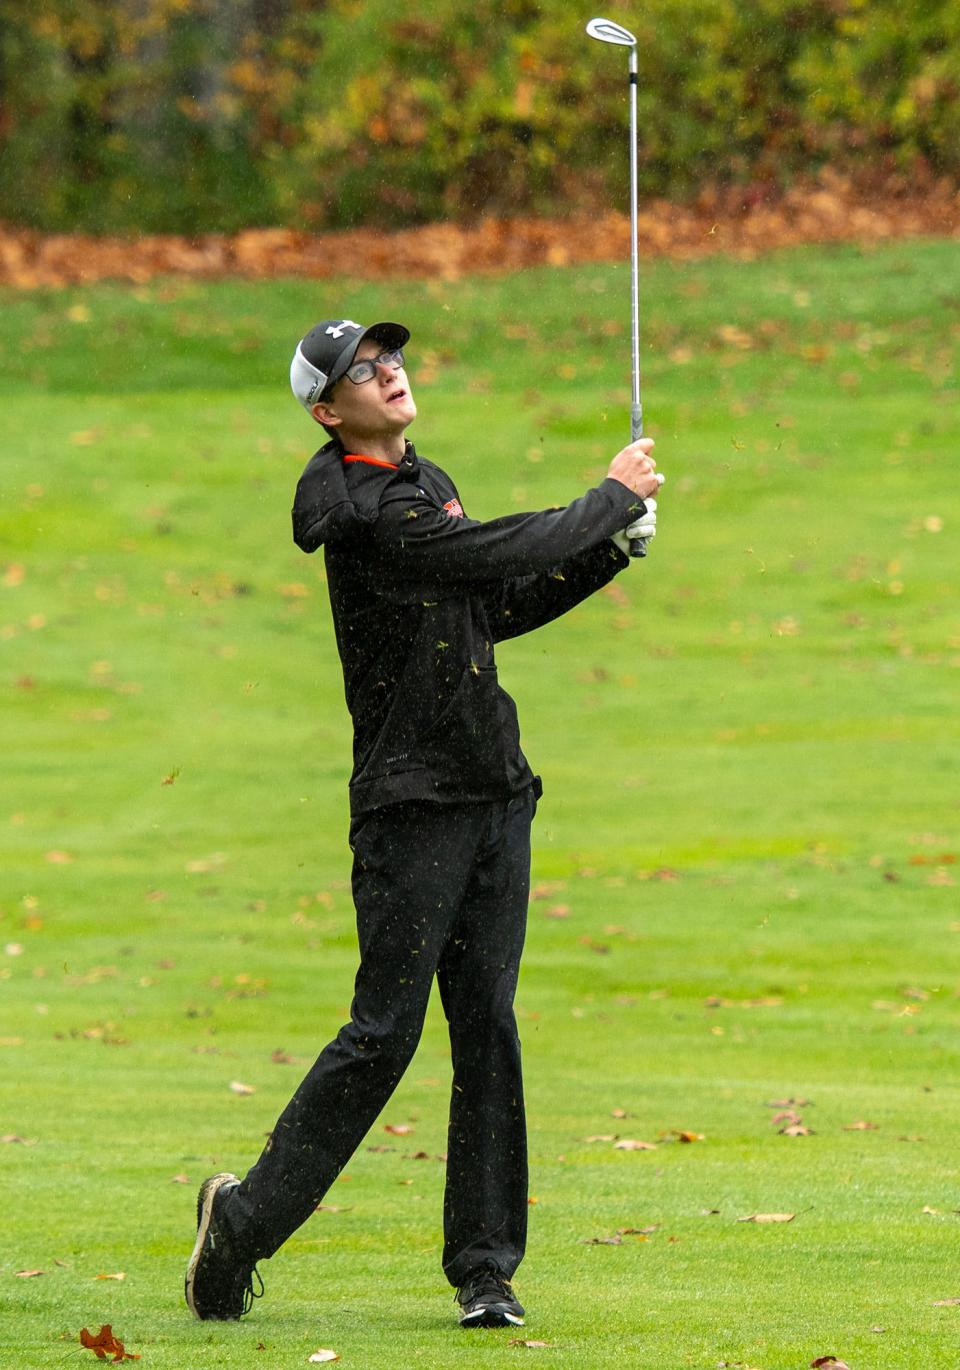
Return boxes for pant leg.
[224,801,488,1262]
[437,786,534,1286]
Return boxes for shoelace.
[241,1265,265,1315]
[458,1266,514,1305]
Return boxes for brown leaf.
[738,1212,795,1223]
[1,1133,36,1145]
[613,1138,657,1151]
[581,1234,623,1245]
[779,1124,815,1136]
[385,1123,413,1135]
[843,1120,879,1131]
[95,1272,126,1281]
[15,1269,45,1278]
[508,1339,552,1347]
[79,1324,140,1361]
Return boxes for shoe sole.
[459,1306,525,1329]
[184,1171,240,1319]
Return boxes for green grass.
[1,239,959,1368]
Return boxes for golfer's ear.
[311,400,341,429]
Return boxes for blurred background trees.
[0,0,956,234]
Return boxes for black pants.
[223,786,535,1286]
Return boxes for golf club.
[585,16,649,557]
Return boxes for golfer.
[185,318,663,1329]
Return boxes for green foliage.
[0,0,958,229]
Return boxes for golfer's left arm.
[479,540,630,642]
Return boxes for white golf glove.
[611,497,658,555]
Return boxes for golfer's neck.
[339,429,407,466]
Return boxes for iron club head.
[585,17,637,47]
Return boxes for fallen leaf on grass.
[170,1173,189,1184]
[779,1124,815,1136]
[734,1216,794,1227]
[307,1351,339,1363]
[508,1339,552,1348]
[842,1120,879,1131]
[931,1296,960,1305]
[80,1324,140,1361]
[95,1272,126,1281]
[613,1138,657,1151]
[811,1358,851,1369]
[15,1269,45,1278]
[581,1234,622,1245]
[385,1123,413,1135]
[229,1080,255,1095]
[1,1133,36,1145]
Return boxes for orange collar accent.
[343,453,401,470]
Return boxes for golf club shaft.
[627,45,648,558]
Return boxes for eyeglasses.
[343,348,405,385]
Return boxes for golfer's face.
[330,338,417,437]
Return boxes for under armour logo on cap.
[325,321,362,340]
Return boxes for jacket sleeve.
[367,478,643,590]
[479,540,630,642]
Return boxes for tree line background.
[0,0,956,236]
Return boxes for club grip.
[629,403,648,557]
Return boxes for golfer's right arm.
[369,441,661,588]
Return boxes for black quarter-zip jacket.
[292,438,643,816]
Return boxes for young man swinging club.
[185,318,664,1329]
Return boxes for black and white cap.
[290,318,411,411]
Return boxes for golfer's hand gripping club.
[608,438,663,558]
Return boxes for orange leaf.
[80,1324,140,1361]
[385,1123,413,1135]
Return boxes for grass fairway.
[1,238,959,1369]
